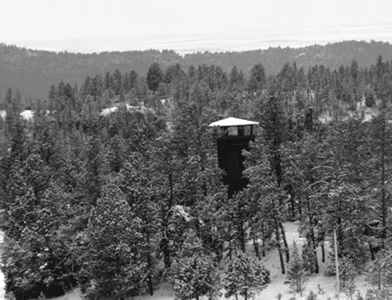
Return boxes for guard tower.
[209,117,258,198]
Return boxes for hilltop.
[1,41,391,300]
[1,40,392,101]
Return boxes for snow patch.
[0,110,35,120]
[100,104,154,116]
[318,114,332,124]
[173,205,191,222]
[20,110,34,120]
[100,106,118,116]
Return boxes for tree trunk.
[162,172,174,269]
[262,222,266,257]
[298,197,302,218]
[308,227,319,274]
[162,236,171,268]
[369,242,375,261]
[287,184,296,219]
[290,195,295,219]
[279,222,290,263]
[274,151,283,188]
[378,271,382,291]
[305,195,318,273]
[381,121,387,243]
[252,231,260,260]
[198,129,208,199]
[146,232,154,295]
[275,219,285,274]
[219,239,224,262]
[238,219,246,253]
[161,213,171,268]
[228,234,233,260]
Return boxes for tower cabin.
[209,117,258,198]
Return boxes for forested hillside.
[1,40,392,102]
[1,54,392,300]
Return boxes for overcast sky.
[1,0,391,48]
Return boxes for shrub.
[306,290,318,300]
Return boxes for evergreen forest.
[1,53,392,300]
[2,40,392,101]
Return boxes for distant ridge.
[15,23,392,55]
[0,40,392,101]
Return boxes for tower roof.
[209,117,258,127]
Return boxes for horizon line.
[1,39,391,57]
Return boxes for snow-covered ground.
[252,222,370,300]
[0,223,372,300]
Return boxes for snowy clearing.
[0,223,372,300]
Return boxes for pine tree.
[148,134,184,269]
[120,151,160,295]
[0,150,80,299]
[339,257,357,299]
[171,254,221,300]
[229,66,244,91]
[281,132,326,271]
[84,135,106,206]
[247,63,266,94]
[105,135,127,172]
[286,242,308,296]
[82,174,148,300]
[302,240,317,274]
[147,63,164,92]
[259,95,287,187]
[224,252,269,300]
[170,232,221,300]
[242,135,289,274]
[301,119,372,265]
[369,73,392,243]
[366,249,392,295]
